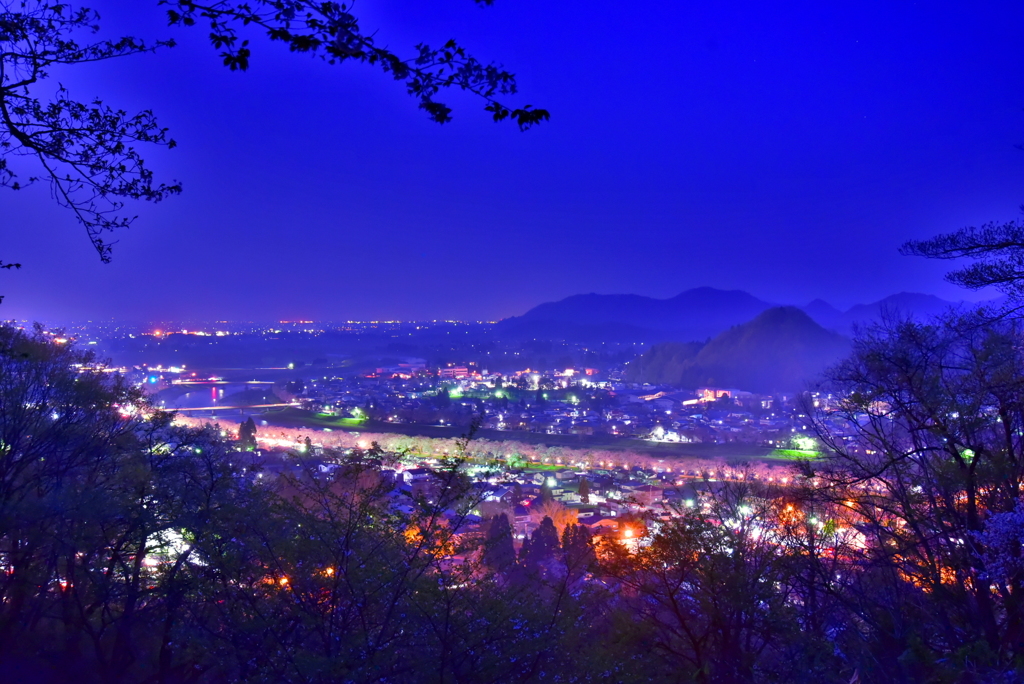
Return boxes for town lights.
[620,526,639,552]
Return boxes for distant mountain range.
[799,292,960,333]
[496,287,966,343]
[623,307,850,392]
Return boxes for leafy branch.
[901,214,1024,299]
[1,0,547,269]
[161,0,550,130]
[1,1,181,262]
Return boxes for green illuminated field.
[768,448,823,461]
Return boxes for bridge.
[171,402,296,412]
[171,380,274,386]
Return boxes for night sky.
[3,0,1022,323]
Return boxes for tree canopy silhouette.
[901,210,1024,300]
[0,0,548,266]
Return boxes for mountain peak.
[626,305,850,392]
[502,287,774,341]
[751,305,815,323]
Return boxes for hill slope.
[627,307,850,392]
[622,341,704,384]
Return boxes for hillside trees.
[18,317,1024,681]
[600,479,845,683]
[192,455,461,680]
[191,436,611,682]
[560,522,595,580]
[623,340,702,384]
[520,515,560,569]
[237,415,257,449]
[529,497,578,537]
[1,0,548,267]
[482,512,516,571]
[0,325,251,679]
[810,311,1024,679]
[0,325,615,682]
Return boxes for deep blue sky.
[3,0,1022,322]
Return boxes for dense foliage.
[2,320,1023,683]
